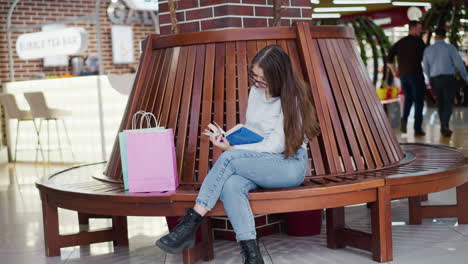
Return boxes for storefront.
[0,0,313,163]
[0,0,159,163]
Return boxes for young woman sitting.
[156,45,320,264]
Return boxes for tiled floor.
[1,106,468,264]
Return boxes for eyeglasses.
[248,72,269,89]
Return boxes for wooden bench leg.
[77,213,129,247]
[201,217,214,261]
[40,194,61,256]
[78,212,90,225]
[457,182,468,224]
[326,207,345,249]
[112,216,129,246]
[371,186,392,262]
[408,196,422,225]
[326,188,393,262]
[183,248,197,264]
[182,218,214,264]
[408,184,468,225]
[421,194,429,201]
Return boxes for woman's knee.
[219,149,245,160]
[220,176,252,202]
[217,149,236,165]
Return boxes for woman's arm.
[233,113,285,153]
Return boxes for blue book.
[203,123,264,146]
[225,125,264,145]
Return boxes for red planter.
[285,210,322,236]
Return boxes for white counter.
[4,75,134,163]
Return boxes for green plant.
[349,20,368,66]
[364,18,392,85]
[421,0,467,49]
[356,17,379,85]
[346,17,391,86]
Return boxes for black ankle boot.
[240,239,264,264]
[156,208,203,254]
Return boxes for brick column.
[158,0,313,35]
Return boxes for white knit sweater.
[233,86,306,153]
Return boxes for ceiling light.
[314,7,367,12]
[312,13,342,19]
[333,0,390,4]
[310,0,320,3]
[373,17,392,25]
[392,2,432,7]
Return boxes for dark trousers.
[400,73,425,131]
[431,75,456,131]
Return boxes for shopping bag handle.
[140,112,160,129]
[132,110,147,130]
[131,111,161,129]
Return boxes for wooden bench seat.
[36,23,468,263]
[38,160,387,261]
[37,143,468,263]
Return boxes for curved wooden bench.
[38,162,386,262]
[36,143,468,263]
[36,23,468,263]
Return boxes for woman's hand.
[209,132,233,151]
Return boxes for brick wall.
[0,0,160,147]
[0,0,312,146]
[0,0,156,83]
[158,0,313,35]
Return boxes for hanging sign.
[16,28,88,60]
[111,25,135,64]
[42,24,69,67]
[107,0,155,25]
[123,0,159,11]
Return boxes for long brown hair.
[251,45,320,157]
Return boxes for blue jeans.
[195,148,307,241]
[400,73,426,131]
[431,75,457,131]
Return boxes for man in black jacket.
[388,20,426,136]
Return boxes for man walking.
[423,28,468,137]
[387,21,426,136]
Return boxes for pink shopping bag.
[126,128,179,193]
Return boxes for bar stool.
[23,92,75,162]
[0,93,44,161]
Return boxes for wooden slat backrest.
[198,44,216,181]
[105,23,404,184]
[338,39,391,166]
[104,37,155,179]
[183,45,205,182]
[318,39,366,171]
[342,39,402,163]
[295,23,404,175]
[175,46,197,178]
[296,23,343,174]
[283,39,326,176]
[326,39,381,169]
[345,40,404,161]
[212,43,226,164]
